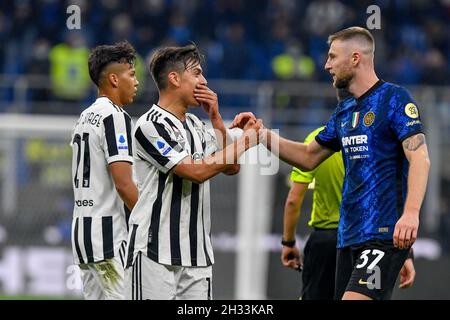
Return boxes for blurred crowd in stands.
[0,0,449,103]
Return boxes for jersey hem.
[337,235,394,249]
[399,129,424,143]
[145,250,214,267]
[107,155,134,165]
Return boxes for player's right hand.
[242,119,263,148]
[393,212,419,249]
[281,246,302,271]
[230,112,257,129]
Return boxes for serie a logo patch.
[156,140,172,156]
[117,134,128,150]
[363,111,376,127]
[405,103,419,119]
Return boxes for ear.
[352,52,361,66]
[167,71,181,88]
[108,73,119,88]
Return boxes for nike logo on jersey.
[341,121,347,128]
[358,279,370,285]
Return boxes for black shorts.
[301,228,337,300]
[334,239,409,300]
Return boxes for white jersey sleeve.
[186,114,219,156]
[102,112,134,164]
[204,127,219,156]
[135,121,189,174]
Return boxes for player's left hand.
[393,212,419,249]
[194,84,220,119]
[399,258,416,288]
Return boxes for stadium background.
[0,0,449,299]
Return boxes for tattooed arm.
[393,133,431,249]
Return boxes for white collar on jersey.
[151,103,188,125]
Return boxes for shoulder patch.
[404,103,419,119]
[116,133,128,150]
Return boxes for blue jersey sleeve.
[315,110,341,151]
[389,87,424,142]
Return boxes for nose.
[200,74,207,86]
[324,59,331,71]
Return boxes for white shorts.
[125,252,213,300]
[79,254,125,300]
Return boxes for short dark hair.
[328,26,375,53]
[149,44,204,90]
[88,41,136,87]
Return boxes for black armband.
[408,247,414,260]
[281,238,296,248]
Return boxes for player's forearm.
[210,114,228,150]
[283,202,302,241]
[262,129,316,171]
[188,135,250,183]
[116,182,138,211]
[283,186,307,240]
[404,151,430,215]
[210,134,251,165]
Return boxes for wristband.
[281,239,296,248]
[408,247,414,260]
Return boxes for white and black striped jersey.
[70,97,133,265]
[125,104,218,268]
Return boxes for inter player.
[124,44,261,300]
[70,41,139,299]
[233,27,429,300]
[282,125,416,299]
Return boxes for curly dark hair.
[149,44,204,90]
[88,40,136,87]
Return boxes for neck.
[348,68,379,99]
[158,93,188,121]
[98,88,123,107]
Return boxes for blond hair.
[328,27,375,54]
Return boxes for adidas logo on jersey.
[75,200,94,207]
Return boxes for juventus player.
[124,44,261,300]
[70,41,139,299]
